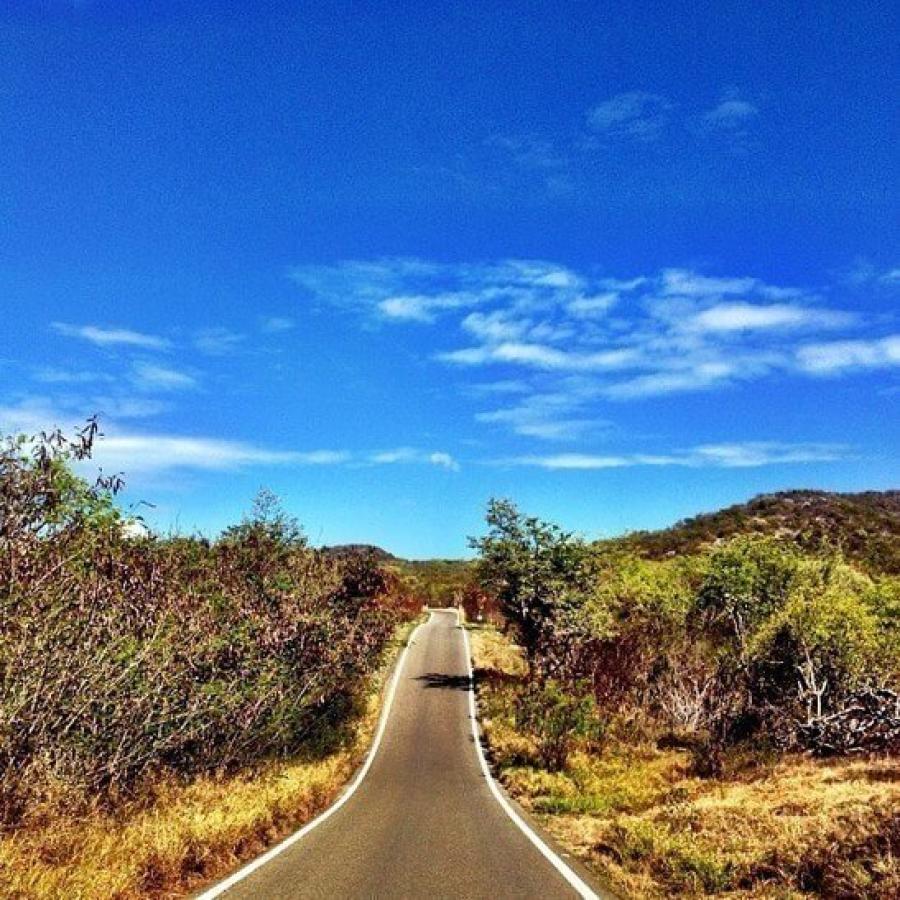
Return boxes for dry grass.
[471,625,900,899]
[469,626,528,679]
[0,620,420,900]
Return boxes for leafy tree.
[750,559,878,718]
[696,536,799,661]
[470,498,591,673]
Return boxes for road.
[202,609,604,899]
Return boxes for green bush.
[515,679,600,771]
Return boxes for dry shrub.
[0,425,410,826]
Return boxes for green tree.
[470,498,591,673]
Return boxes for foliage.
[472,498,900,759]
[616,488,900,575]
[0,426,412,826]
[515,680,601,771]
[469,498,592,672]
[471,626,900,900]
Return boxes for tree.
[470,499,591,673]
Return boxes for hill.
[613,489,900,574]
[320,544,398,563]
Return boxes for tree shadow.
[415,673,473,691]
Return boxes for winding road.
[199,609,606,899]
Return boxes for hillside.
[320,544,398,563]
[614,489,900,574]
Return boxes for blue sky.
[1,1,898,557]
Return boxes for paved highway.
[200,609,605,899]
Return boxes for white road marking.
[195,613,433,899]
[459,609,602,900]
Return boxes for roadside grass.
[0,619,421,900]
[469,627,900,899]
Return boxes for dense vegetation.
[474,497,899,768]
[616,489,900,575]
[470,497,900,896]
[0,424,416,828]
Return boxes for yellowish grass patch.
[472,625,900,899]
[0,620,420,899]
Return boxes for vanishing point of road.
[200,609,609,900]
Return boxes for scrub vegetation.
[0,423,419,897]
[470,498,900,898]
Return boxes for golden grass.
[472,625,900,899]
[0,619,421,900]
[469,626,528,678]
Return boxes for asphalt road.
[207,609,604,900]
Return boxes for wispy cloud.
[502,441,848,470]
[796,335,900,374]
[52,322,170,351]
[587,91,672,140]
[291,256,888,441]
[685,302,854,333]
[476,390,607,441]
[193,327,245,356]
[440,342,640,372]
[260,316,295,333]
[699,89,760,151]
[484,134,568,171]
[368,447,460,471]
[90,436,348,475]
[34,367,115,384]
[703,96,759,128]
[0,398,462,477]
[131,362,198,392]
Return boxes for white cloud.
[567,293,618,318]
[0,397,460,477]
[34,368,115,384]
[428,451,460,472]
[260,316,295,333]
[508,453,632,470]
[369,447,460,471]
[503,441,847,470]
[603,363,736,399]
[378,292,477,322]
[599,276,647,292]
[462,311,530,342]
[441,341,640,372]
[131,362,198,392]
[92,436,349,474]
[0,398,347,474]
[689,442,846,467]
[704,98,758,126]
[686,302,853,333]
[193,327,245,355]
[796,335,900,373]
[291,256,883,441]
[476,391,603,441]
[52,322,170,351]
[587,92,672,140]
[661,269,761,297]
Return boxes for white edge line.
[195,612,433,899]
[459,608,600,900]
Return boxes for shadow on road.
[415,673,473,691]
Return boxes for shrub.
[515,680,600,771]
[0,426,408,824]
